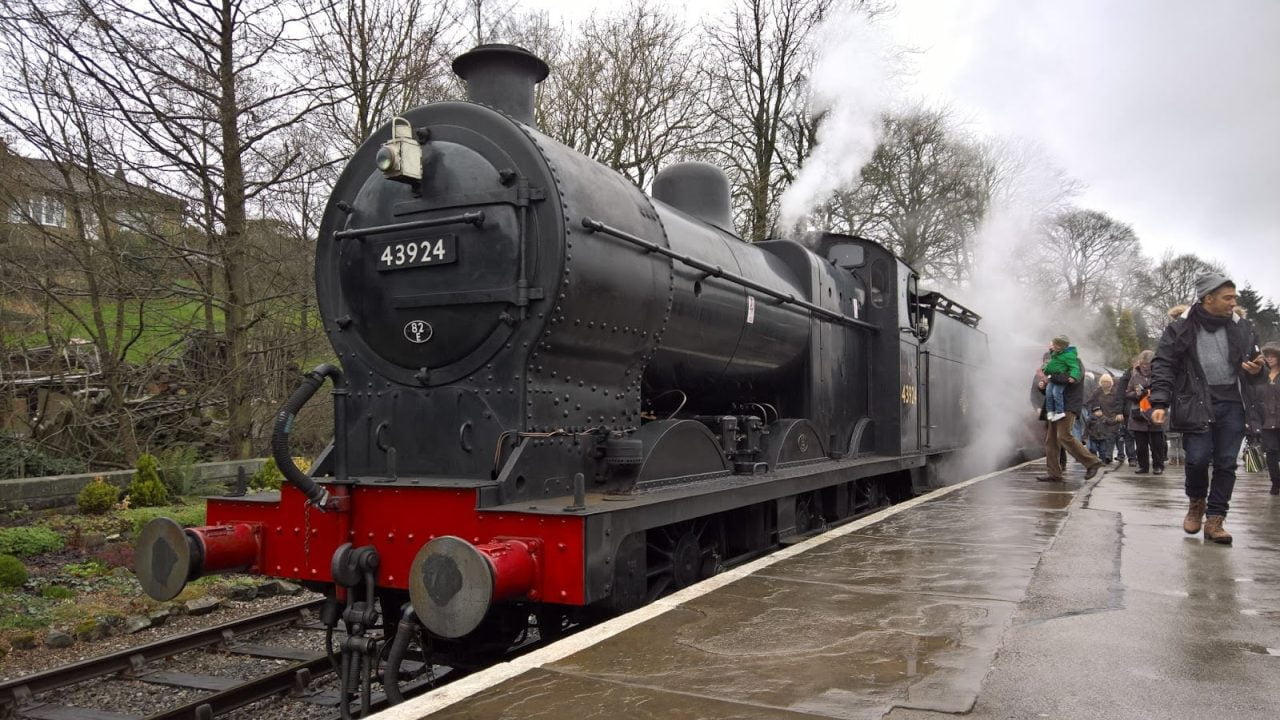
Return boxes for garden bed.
[0,497,310,677]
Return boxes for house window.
[7,195,66,227]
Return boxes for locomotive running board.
[482,452,924,518]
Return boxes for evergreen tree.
[1237,287,1280,344]
[1117,309,1141,365]
[1134,310,1152,348]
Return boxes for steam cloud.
[945,151,1112,477]
[776,8,897,233]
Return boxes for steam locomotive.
[136,44,986,704]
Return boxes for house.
[0,144,186,248]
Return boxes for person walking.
[1150,273,1266,544]
[1248,343,1280,495]
[1086,374,1122,463]
[1126,351,1168,474]
[1114,362,1138,466]
[1036,336,1104,483]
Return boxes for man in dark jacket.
[1036,335,1103,482]
[1150,273,1265,544]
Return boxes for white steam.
[777,8,897,232]
[943,147,1103,477]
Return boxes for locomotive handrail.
[333,211,485,240]
[580,217,878,332]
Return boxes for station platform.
[375,460,1280,720]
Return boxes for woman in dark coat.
[1127,350,1168,474]
[1250,343,1280,494]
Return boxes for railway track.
[0,599,338,720]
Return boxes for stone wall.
[0,458,266,512]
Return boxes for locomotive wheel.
[646,519,721,600]
[452,607,529,668]
[670,532,701,588]
[534,606,573,641]
[794,492,827,535]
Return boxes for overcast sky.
[523,0,1280,301]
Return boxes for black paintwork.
[308,45,988,615]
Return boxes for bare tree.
[539,0,706,187]
[307,0,461,152]
[17,0,342,459]
[702,0,832,242]
[1138,250,1226,325]
[463,0,518,45]
[0,15,175,464]
[814,109,991,279]
[1031,208,1140,306]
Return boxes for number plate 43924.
[377,234,457,271]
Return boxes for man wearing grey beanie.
[1149,272,1265,543]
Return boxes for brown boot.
[1183,498,1207,534]
[1203,515,1233,544]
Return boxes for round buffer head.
[408,536,495,639]
[136,517,193,601]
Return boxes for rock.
[228,585,258,601]
[11,633,37,650]
[112,566,133,579]
[260,579,302,596]
[148,610,170,627]
[74,619,110,642]
[81,532,108,549]
[124,615,152,634]
[46,630,74,649]
[167,602,187,616]
[100,614,123,629]
[184,597,221,616]
[105,533,122,542]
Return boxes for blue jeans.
[1183,402,1246,516]
[1088,436,1115,462]
[1045,383,1066,415]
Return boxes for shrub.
[249,456,310,492]
[156,445,200,496]
[0,432,85,479]
[77,477,119,515]
[0,526,65,557]
[64,560,108,578]
[41,585,74,600]
[0,555,27,589]
[94,542,134,570]
[122,504,206,535]
[128,454,169,507]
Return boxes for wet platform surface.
[379,462,1280,720]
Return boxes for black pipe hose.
[383,605,420,705]
[272,363,344,509]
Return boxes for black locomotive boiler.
[136,44,986,702]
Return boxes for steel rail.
[0,598,325,713]
[143,656,331,720]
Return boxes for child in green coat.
[1043,336,1082,421]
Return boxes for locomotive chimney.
[652,162,737,235]
[452,44,549,126]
